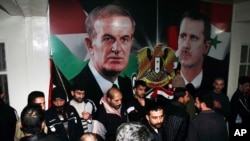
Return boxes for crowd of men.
[2,75,250,141]
[0,4,250,141]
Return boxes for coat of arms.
[137,43,176,88]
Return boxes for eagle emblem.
[137,43,176,88]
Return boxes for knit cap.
[52,87,67,101]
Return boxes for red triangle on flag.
[50,0,87,34]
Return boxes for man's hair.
[79,132,103,141]
[173,87,187,100]
[71,83,86,91]
[133,80,147,88]
[238,75,250,85]
[21,105,45,134]
[214,77,225,82]
[116,122,153,141]
[106,87,121,99]
[145,102,164,115]
[179,10,211,42]
[27,91,45,106]
[85,4,136,38]
[196,90,213,109]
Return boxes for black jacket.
[141,118,166,141]
[230,89,250,125]
[164,100,190,141]
[186,110,228,141]
[45,104,84,141]
[20,132,62,141]
[0,101,18,141]
[126,98,152,122]
[94,104,128,141]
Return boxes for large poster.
[49,0,232,102]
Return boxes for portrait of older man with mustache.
[72,4,135,107]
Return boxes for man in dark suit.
[186,90,229,141]
[141,102,166,141]
[72,4,135,107]
[229,76,250,141]
[177,10,227,93]
[0,85,18,141]
[20,105,62,141]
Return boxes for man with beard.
[142,102,166,141]
[126,80,152,122]
[45,87,84,141]
[186,90,228,141]
[164,87,190,141]
[92,86,128,141]
[69,84,97,133]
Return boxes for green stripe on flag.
[50,35,86,80]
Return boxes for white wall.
[0,10,50,116]
[227,22,250,99]
[227,1,250,99]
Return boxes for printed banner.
[49,0,232,97]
